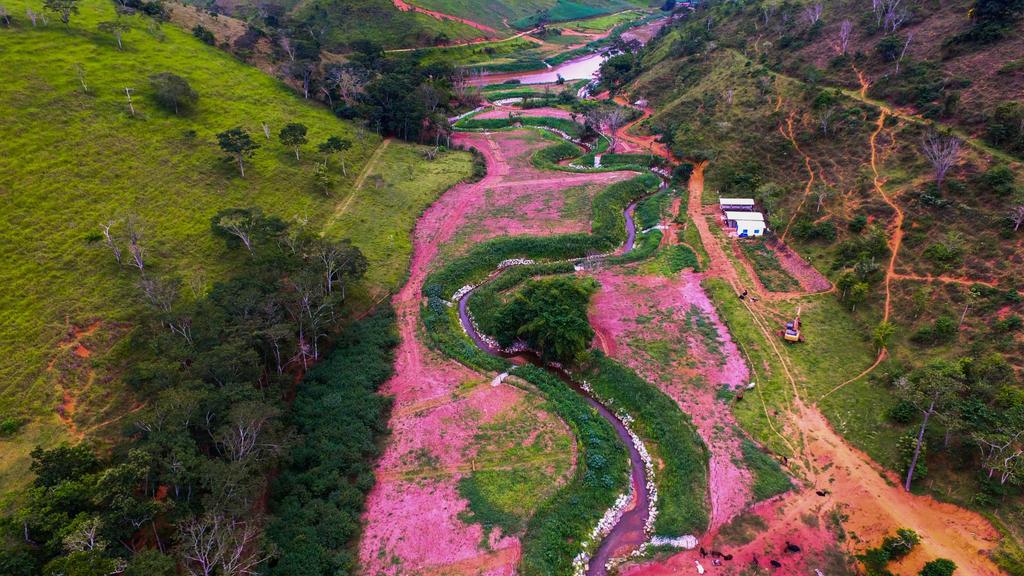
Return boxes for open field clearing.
[0,0,471,493]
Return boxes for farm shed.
[724,211,767,237]
[718,197,755,211]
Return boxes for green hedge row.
[266,307,399,576]
[420,296,629,576]
[456,115,585,139]
[581,354,711,536]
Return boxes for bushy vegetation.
[265,306,398,575]
[2,213,369,573]
[740,438,792,501]
[492,276,599,363]
[581,354,711,536]
[738,239,801,292]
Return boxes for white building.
[724,211,767,237]
[718,197,756,211]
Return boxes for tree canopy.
[493,277,598,364]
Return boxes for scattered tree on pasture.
[43,0,78,25]
[801,3,822,25]
[100,221,122,265]
[126,215,145,273]
[211,207,283,254]
[217,127,259,177]
[312,160,335,195]
[318,135,352,175]
[97,19,130,49]
[278,122,308,161]
[149,72,198,115]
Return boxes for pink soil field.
[471,131,632,242]
[474,106,578,121]
[590,270,753,532]
[359,130,630,576]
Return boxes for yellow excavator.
[781,306,804,343]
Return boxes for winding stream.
[456,198,653,576]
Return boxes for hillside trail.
[324,138,391,231]
[391,0,500,35]
[778,111,816,243]
[673,134,1004,576]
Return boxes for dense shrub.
[912,315,958,345]
[492,277,598,363]
[985,101,1024,156]
[888,400,917,424]
[919,558,957,576]
[266,306,399,575]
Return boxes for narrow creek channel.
[456,196,655,576]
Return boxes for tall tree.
[217,128,259,177]
[43,0,78,25]
[279,123,308,161]
[318,135,352,176]
[97,19,130,49]
[897,361,967,491]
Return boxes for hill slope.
[0,0,470,489]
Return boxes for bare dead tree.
[921,130,961,192]
[838,19,853,54]
[1010,204,1024,232]
[974,426,1024,485]
[819,106,837,135]
[126,215,145,273]
[27,7,38,25]
[872,0,884,26]
[279,35,295,61]
[216,402,280,462]
[724,87,734,106]
[100,221,122,265]
[761,4,775,26]
[0,5,11,25]
[801,3,823,25]
[603,107,629,151]
[895,30,914,73]
[883,0,909,32]
[75,63,88,93]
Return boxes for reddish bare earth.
[474,106,578,121]
[359,129,630,575]
[590,270,753,529]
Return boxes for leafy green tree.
[97,19,130,49]
[124,550,176,576]
[30,444,100,487]
[312,161,335,195]
[848,282,869,311]
[318,135,352,175]
[149,72,198,115]
[217,127,259,177]
[279,122,308,160]
[919,558,957,576]
[874,321,895,350]
[897,361,967,490]
[43,0,78,25]
[986,102,1024,155]
[494,277,598,364]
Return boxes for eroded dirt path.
[624,155,1003,576]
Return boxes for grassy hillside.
[192,0,485,50]
[705,0,1024,158]
[0,0,471,491]
[623,2,1024,568]
[407,0,650,32]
